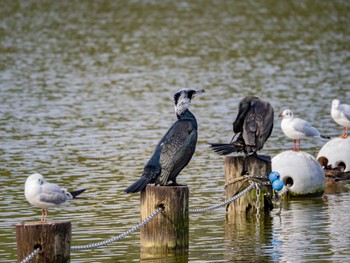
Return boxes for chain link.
[255,182,261,220]
[71,183,256,251]
[20,247,40,263]
[70,182,256,251]
[71,206,164,251]
[189,182,256,213]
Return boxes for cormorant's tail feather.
[209,143,239,155]
[320,135,331,140]
[124,176,152,193]
[70,189,86,198]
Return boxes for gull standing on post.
[25,173,86,223]
[124,89,205,193]
[331,99,350,139]
[279,109,330,151]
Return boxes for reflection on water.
[225,214,275,262]
[0,0,349,262]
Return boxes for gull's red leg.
[41,209,45,223]
[41,209,48,223]
[343,127,348,139]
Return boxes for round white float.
[317,137,350,172]
[272,151,325,197]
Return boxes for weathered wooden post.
[140,185,189,259]
[225,155,273,217]
[16,221,71,263]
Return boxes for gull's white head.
[279,109,294,119]
[26,173,46,186]
[174,89,205,116]
[332,99,340,110]
[25,173,46,207]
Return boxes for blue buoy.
[268,171,280,182]
[272,179,284,191]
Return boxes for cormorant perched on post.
[124,89,205,193]
[209,96,274,158]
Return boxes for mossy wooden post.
[16,221,71,263]
[140,185,189,256]
[225,155,273,217]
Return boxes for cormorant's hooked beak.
[194,89,205,95]
[191,89,205,99]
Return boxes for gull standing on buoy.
[209,96,274,160]
[279,109,330,151]
[25,173,86,223]
[124,89,205,193]
[331,99,350,138]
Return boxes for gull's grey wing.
[42,182,63,193]
[39,191,67,205]
[40,182,69,204]
[293,118,320,137]
[340,104,350,120]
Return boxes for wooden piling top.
[16,221,71,263]
[224,155,273,217]
[140,185,189,252]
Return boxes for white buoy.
[272,151,325,197]
[317,137,350,172]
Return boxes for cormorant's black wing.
[259,101,274,147]
[242,102,260,152]
[210,96,273,156]
[158,119,197,185]
[210,96,255,155]
[243,99,274,152]
[233,96,257,133]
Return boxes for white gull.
[279,109,330,151]
[25,173,85,223]
[331,99,350,138]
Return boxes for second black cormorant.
[124,89,205,193]
[209,96,274,158]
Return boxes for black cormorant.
[209,96,274,157]
[124,89,205,193]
